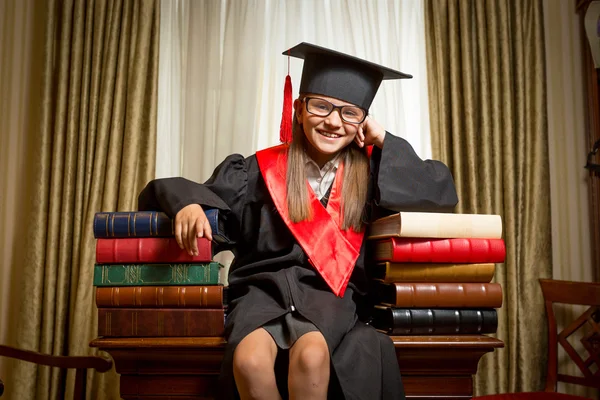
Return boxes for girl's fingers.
[195,218,204,238]
[204,219,213,242]
[189,222,198,255]
[355,126,365,147]
[174,220,184,249]
[354,135,362,147]
[192,217,205,256]
[181,223,189,253]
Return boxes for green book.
[93,262,222,286]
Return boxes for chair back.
[539,279,600,392]
[0,345,112,400]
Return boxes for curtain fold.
[6,0,159,399]
[425,0,551,395]
[0,0,39,383]
[156,0,189,179]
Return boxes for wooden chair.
[474,279,600,400]
[0,344,113,400]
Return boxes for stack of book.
[93,210,228,337]
[367,211,506,335]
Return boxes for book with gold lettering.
[95,285,224,308]
[371,262,495,283]
[374,282,503,308]
[93,209,231,244]
[95,237,212,264]
[93,263,222,286]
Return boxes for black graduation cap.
[283,42,412,110]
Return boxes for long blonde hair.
[286,108,370,231]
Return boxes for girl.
[138,42,458,400]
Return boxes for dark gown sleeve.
[369,132,458,213]
[137,154,248,241]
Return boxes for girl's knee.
[233,328,278,378]
[233,346,272,377]
[291,339,329,373]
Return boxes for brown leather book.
[95,286,224,308]
[371,262,496,283]
[97,309,225,337]
[375,282,503,308]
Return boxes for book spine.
[95,237,212,264]
[204,209,231,244]
[386,238,506,263]
[94,211,173,238]
[388,308,498,334]
[93,210,230,242]
[367,212,503,240]
[93,263,221,286]
[97,308,225,337]
[95,286,224,308]
[380,262,495,283]
[381,282,503,308]
[399,212,503,239]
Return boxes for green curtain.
[6,0,159,398]
[424,0,552,395]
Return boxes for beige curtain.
[424,0,551,395]
[4,0,159,399]
[0,0,35,378]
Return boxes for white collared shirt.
[305,156,340,200]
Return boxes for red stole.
[256,145,365,297]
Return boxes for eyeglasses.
[303,97,367,124]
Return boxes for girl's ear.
[293,98,303,119]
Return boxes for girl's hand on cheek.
[355,116,386,149]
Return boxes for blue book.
[93,209,231,244]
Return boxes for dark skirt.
[262,311,319,349]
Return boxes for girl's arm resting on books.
[137,176,230,216]
[370,133,459,212]
[137,154,249,250]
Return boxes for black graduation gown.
[138,133,458,400]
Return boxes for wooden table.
[90,335,503,400]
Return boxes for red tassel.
[279,74,293,143]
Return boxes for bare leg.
[288,331,330,400]
[233,328,282,400]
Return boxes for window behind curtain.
[156,0,433,282]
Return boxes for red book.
[96,237,212,264]
[371,237,505,263]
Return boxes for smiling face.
[294,94,361,167]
